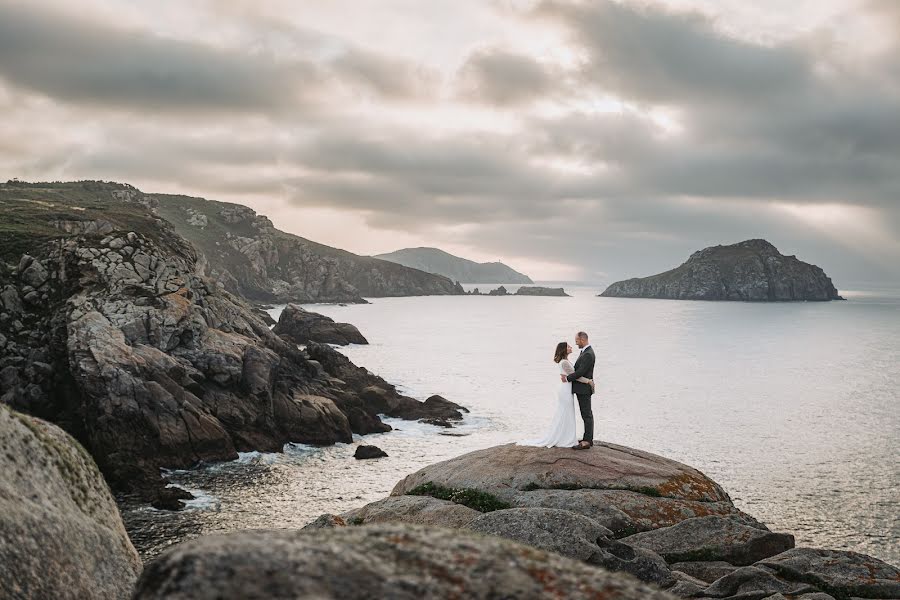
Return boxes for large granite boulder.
[757,548,900,599]
[133,524,678,599]
[465,508,674,587]
[510,488,753,536]
[391,442,730,503]
[273,303,368,346]
[0,405,142,599]
[622,515,795,565]
[600,239,843,301]
[340,495,480,528]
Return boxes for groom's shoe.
[573,441,590,450]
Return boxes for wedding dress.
[518,359,578,448]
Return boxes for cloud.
[1,0,898,284]
[457,47,559,105]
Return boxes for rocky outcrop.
[132,524,677,599]
[273,303,367,346]
[514,286,570,297]
[340,496,480,528]
[465,507,674,587]
[0,182,465,502]
[600,239,843,301]
[320,443,897,599]
[758,548,900,599]
[353,444,387,459]
[0,405,142,599]
[153,194,464,304]
[375,246,533,284]
[391,442,731,502]
[622,515,795,565]
[307,342,468,425]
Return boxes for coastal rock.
[622,515,795,565]
[339,496,479,528]
[510,488,753,536]
[301,514,347,530]
[354,444,388,459]
[465,507,614,562]
[757,548,900,599]
[0,405,142,599]
[0,181,460,500]
[670,560,740,583]
[273,303,368,346]
[391,442,730,503]
[308,342,468,425]
[465,508,674,587]
[701,565,821,598]
[514,286,570,297]
[132,524,678,599]
[600,239,843,301]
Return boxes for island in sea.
[600,239,843,301]
[469,285,571,297]
[375,246,533,284]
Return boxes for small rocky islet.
[601,239,843,301]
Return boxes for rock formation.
[273,303,367,345]
[153,194,464,303]
[600,239,843,301]
[132,524,676,599]
[0,405,142,599]
[374,246,533,284]
[305,443,899,599]
[0,181,465,503]
[514,286,570,297]
[353,444,387,459]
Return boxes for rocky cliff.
[375,246,533,284]
[0,180,464,502]
[600,239,843,301]
[153,195,464,303]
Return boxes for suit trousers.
[576,393,593,442]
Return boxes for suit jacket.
[567,346,595,396]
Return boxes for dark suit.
[566,346,595,443]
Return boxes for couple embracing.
[520,331,596,450]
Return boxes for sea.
[121,284,900,565]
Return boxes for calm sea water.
[122,285,900,565]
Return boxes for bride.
[519,342,594,448]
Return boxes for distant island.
[375,247,533,284]
[600,239,843,301]
[470,285,570,297]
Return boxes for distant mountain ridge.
[375,247,533,284]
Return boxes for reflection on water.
[121,285,900,564]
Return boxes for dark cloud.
[457,48,559,105]
[537,0,813,106]
[0,4,321,113]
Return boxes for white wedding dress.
[518,359,578,448]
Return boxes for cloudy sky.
[1,0,899,285]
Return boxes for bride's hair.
[553,341,568,363]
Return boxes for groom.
[561,331,595,449]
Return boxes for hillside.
[375,247,533,284]
[152,195,463,303]
[600,239,842,301]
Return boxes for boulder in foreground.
[600,239,843,301]
[273,303,368,346]
[391,442,730,502]
[0,405,142,600]
[133,524,678,599]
